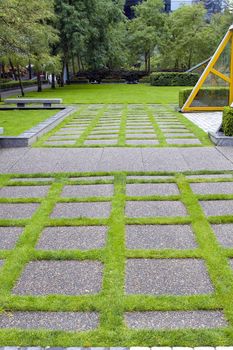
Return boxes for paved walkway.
[0,83,50,99]
[1,146,233,173]
[183,112,222,133]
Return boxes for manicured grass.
[0,171,233,345]
[17,84,185,104]
[0,110,59,136]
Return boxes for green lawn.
[19,84,184,104]
[0,171,233,345]
[0,110,59,136]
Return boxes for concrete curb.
[0,106,76,148]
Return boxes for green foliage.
[179,87,230,108]
[223,106,233,136]
[150,72,199,86]
[0,80,48,91]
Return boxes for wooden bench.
[4,98,63,108]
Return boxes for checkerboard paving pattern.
[37,104,206,147]
[0,172,233,344]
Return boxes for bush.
[101,78,126,83]
[70,78,89,84]
[139,76,150,83]
[223,106,233,136]
[150,72,199,86]
[179,87,229,108]
[0,79,48,91]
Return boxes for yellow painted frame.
[182,25,233,112]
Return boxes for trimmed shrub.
[150,72,199,86]
[223,106,233,136]
[179,87,229,109]
[70,78,89,84]
[101,79,126,83]
[0,79,48,91]
[139,76,150,83]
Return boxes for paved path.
[183,112,222,133]
[0,83,50,99]
[0,146,233,173]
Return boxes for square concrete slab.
[127,175,174,181]
[10,178,54,182]
[36,226,107,250]
[200,200,233,216]
[0,227,23,249]
[126,140,159,145]
[187,174,233,179]
[126,259,213,295]
[0,186,50,198]
[51,202,111,218]
[0,203,39,219]
[125,311,227,329]
[85,140,117,145]
[126,225,197,250]
[126,183,179,196]
[44,141,76,146]
[211,224,233,247]
[70,176,114,181]
[126,201,187,217]
[62,184,114,198]
[0,311,99,331]
[191,182,233,194]
[13,260,103,295]
[166,139,202,145]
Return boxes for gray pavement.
[1,147,233,173]
[0,84,50,99]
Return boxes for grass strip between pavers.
[0,171,233,345]
[33,104,212,148]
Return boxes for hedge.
[0,79,48,91]
[70,79,89,84]
[179,87,229,108]
[223,106,233,136]
[150,72,199,86]
[139,76,150,83]
[101,79,126,83]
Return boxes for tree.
[0,0,58,94]
[127,0,166,73]
[158,3,216,71]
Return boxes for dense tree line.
[1,0,233,92]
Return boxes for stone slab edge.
[209,131,233,146]
[0,106,76,148]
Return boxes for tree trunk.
[9,59,17,80]
[72,54,75,75]
[148,54,151,74]
[37,72,42,92]
[77,56,81,71]
[66,63,70,85]
[17,65,24,97]
[145,52,148,73]
[28,60,32,80]
[51,73,56,89]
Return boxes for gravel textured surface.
[126,183,179,196]
[166,139,201,145]
[126,259,213,295]
[0,227,23,249]
[200,200,233,216]
[126,225,197,250]
[0,186,50,198]
[187,174,233,179]
[0,203,39,219]
[13,260,103,295]
[51,202,111,218]
[36,226,107,250]
[0,311,99,331]
[211,224,233,247]
[191,182,233,194]
[125,311,227,329]
[126,201,187,217]
[62,184,114,198]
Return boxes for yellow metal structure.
[182,25,233,112]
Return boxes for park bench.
[4,98,63,108]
